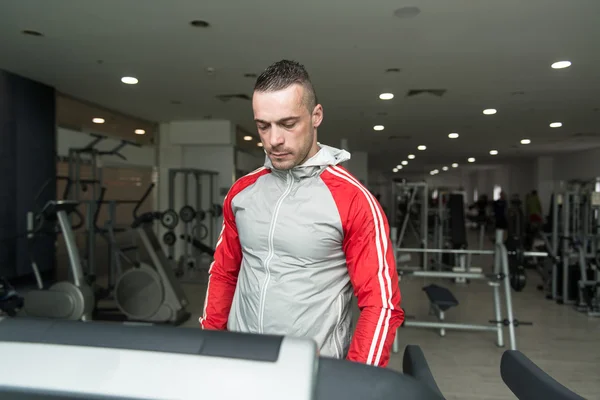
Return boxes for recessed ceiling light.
[442,166,448,171]
[243,136,253,141]
[448,133,459,139]
[551,61,571,69]
[397,165,403,170]
[483,109,497,115]
[430,171,436,176]
[433,169,439,174]
[550,122,562,128]
[393,168,399,173]
[379,93,394,100]
[401,160,408,166]
[92,118,105,124]
[489,149,498,155]
[373,125,385,131]
[121,76,138,85]
[418,145,427,151]
[452,163,459,168]
[468,157,476,163]
[135,129,145,135]
[257,142,263,147]
[520,139,531,145]
[408,154,415,159]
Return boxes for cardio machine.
[110,214,191,325]
[105,183,191,325]
[23,200,95,321]
[0,318,445,400]
[23,196,190,325]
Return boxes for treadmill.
[0,317,444,400]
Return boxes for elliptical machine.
[108,183,191,325]
[23,200,95,321]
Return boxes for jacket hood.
[264,143,351,179]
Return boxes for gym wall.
[553,147,600,182]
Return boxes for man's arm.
[343,191,404,367]
[199,193,243,330]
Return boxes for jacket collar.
[264,143,351,180]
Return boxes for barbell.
[179,204,223,223]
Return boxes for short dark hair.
[254,60,318,111]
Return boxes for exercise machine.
[22,196,190,325]
[64,133,142,283]
[545,181,600,317]
[22,200,95,321]
[0,317,445,400]
[394,230,541,351]
[501,350,585,400]
[108,203,191,325]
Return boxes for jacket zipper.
[258,170,294,333]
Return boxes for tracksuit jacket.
[200,144,404,367]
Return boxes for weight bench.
[423,284,459,337]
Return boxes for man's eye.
[258,125,269,130]
[283,123,295,129]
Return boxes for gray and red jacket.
[200,144,404,367]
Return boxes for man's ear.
[312,104,324,128]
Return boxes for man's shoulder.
[228,167,271,200]
[321,165,369,197]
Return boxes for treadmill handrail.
[500,350,585,400]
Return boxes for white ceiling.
[1,0,599,175]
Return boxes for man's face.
[253,84,323,170]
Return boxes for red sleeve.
[199,168,270,330]
[322,166,404,367]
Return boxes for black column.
[0,70,56,279]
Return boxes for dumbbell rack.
[166,168,220,284]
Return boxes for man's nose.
[269,127,285,147]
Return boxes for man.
[200,60,403,367]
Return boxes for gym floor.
[176,232,600,400]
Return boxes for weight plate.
[510,267,527,292]
[179,205,196,223]
[211,204,223,217]
[163,231,177,246]
[196,209,207,221]
[161,209,179,229]
[198,223,209,240]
